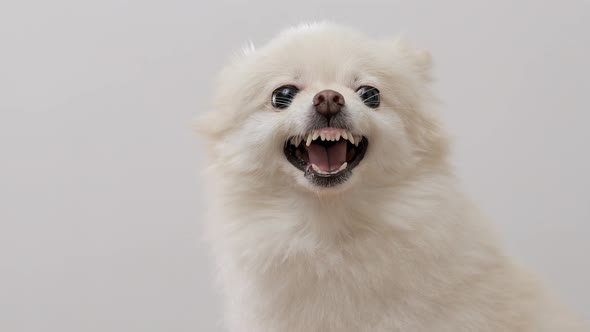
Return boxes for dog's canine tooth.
[341,131,348,140]
[306,134,313,146]
[336,162,347,172]
[354,136,361,146]
[347,131,353,142]
[311,164,321,173]
[348,134,355,145]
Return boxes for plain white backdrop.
[1,1,588,331]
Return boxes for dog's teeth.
[311,164,321,173]
[347,131,354,142]
[320,133,326,141]
[341,131,348,140]
[290,137,297,146]
[354,136,361,146]
[295,139,301,147]
[348,134,355,145]
[312,131,319,141]
[306,134,313,146]
[336,162,347,172]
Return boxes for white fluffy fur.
[196,23,585,331]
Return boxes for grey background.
[1,1,588,331]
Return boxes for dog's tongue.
[306,140,347,172]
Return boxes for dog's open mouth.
[284,128,368,187]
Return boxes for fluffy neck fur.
[204,161,543,331]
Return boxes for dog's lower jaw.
[208,173,584,332]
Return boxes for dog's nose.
[313,89,345,119]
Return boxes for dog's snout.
[313,89,345,119]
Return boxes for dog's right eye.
[271,85,299,109]
[356,86,380,109]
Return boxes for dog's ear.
[194,42,257,139]
[390,39,433,83]
[411,49,433,81]
[240,40,256,57]
[192,110,228,139]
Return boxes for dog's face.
[198,23,447,193]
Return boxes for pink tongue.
[306,140,347,172]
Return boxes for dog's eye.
[271,85,299,109]
[356,86,380,108]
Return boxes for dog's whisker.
[361,93,380,104]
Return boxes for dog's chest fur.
[208,177,581,332]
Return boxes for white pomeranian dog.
[196,23,585,332]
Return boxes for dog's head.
[197,23,448,194]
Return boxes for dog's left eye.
[356,86,380,108]
[271,85,299,109]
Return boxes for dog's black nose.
[313,89,344,119]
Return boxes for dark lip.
[283,137,369,188]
